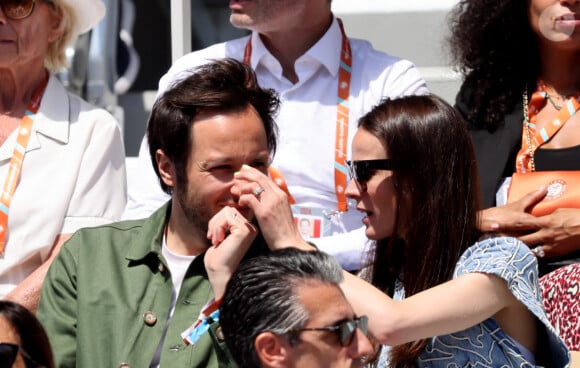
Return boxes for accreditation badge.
[291,205,336,238]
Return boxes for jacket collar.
[125,201,211,278]
[125,201,171,262]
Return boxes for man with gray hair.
[219,248,373,368]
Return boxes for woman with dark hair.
[201,94,570,365]
[338,95,569,366]
[204,93,571,366]
[448,0,580,275]
[0,300,54,368]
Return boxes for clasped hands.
[479,186,580,258]
[204,165,311,298]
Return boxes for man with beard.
[37,59,308,368]
[124,0,428,272]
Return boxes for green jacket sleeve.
[37,237,80,367]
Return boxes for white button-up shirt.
[0,76,127,297]
[125,17,428,270]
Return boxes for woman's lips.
[556,13,579,21]
[556,13,580,25]
[357,208,372,225]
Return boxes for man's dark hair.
[220,248,344,368]
[147,58,280,194]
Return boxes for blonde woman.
[0,0,126,311]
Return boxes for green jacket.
[38,202,235,368]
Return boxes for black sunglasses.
[346,159,396,191]
[0,342,41,367]
[0,0,52,20]
[288,315,369,347]
[0,343,19,367]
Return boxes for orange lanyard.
[243,19,352,212]
[516,80,580,173]
[0,74,49,255]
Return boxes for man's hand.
[479,187,580,258]
[205,206,257,299]
[232,165,309,250]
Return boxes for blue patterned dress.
[375,237,570,367]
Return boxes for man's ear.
[254,332,292,368]
[156,149,176,189]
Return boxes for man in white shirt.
[125,0,428,270]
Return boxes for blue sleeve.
[455,236,570,365]
[455,236,540,311]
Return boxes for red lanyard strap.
[243,19,352,212]
[516,81,580,173]
[0,74,49,255]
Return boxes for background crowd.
[0,0,578,366]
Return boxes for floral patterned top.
[375,236,570,367]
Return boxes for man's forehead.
[191,106,266,136]
[295,281,354,324]
[189,107,269,152]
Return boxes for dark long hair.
[0,301,55,368]
[448,0,539,130]
[360,95,482,365]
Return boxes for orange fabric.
[515,81,580,173]
[508,82,580,216]
[508,171,580,216]
[268,166,295,204]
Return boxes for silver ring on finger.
[252,187,265,198]
[531,246,545,258]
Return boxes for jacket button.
[143,311,157,326]
[118,363,130,368]
[215,326,225,341]
[158,262,165,273]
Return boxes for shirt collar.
[0,75,70,160]
[32,75,71,145]
[248,16,344,78]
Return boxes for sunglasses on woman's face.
[0,343,19,367]
[0,342,41,367]
[0,0,44,20]
[345,159,396,192]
